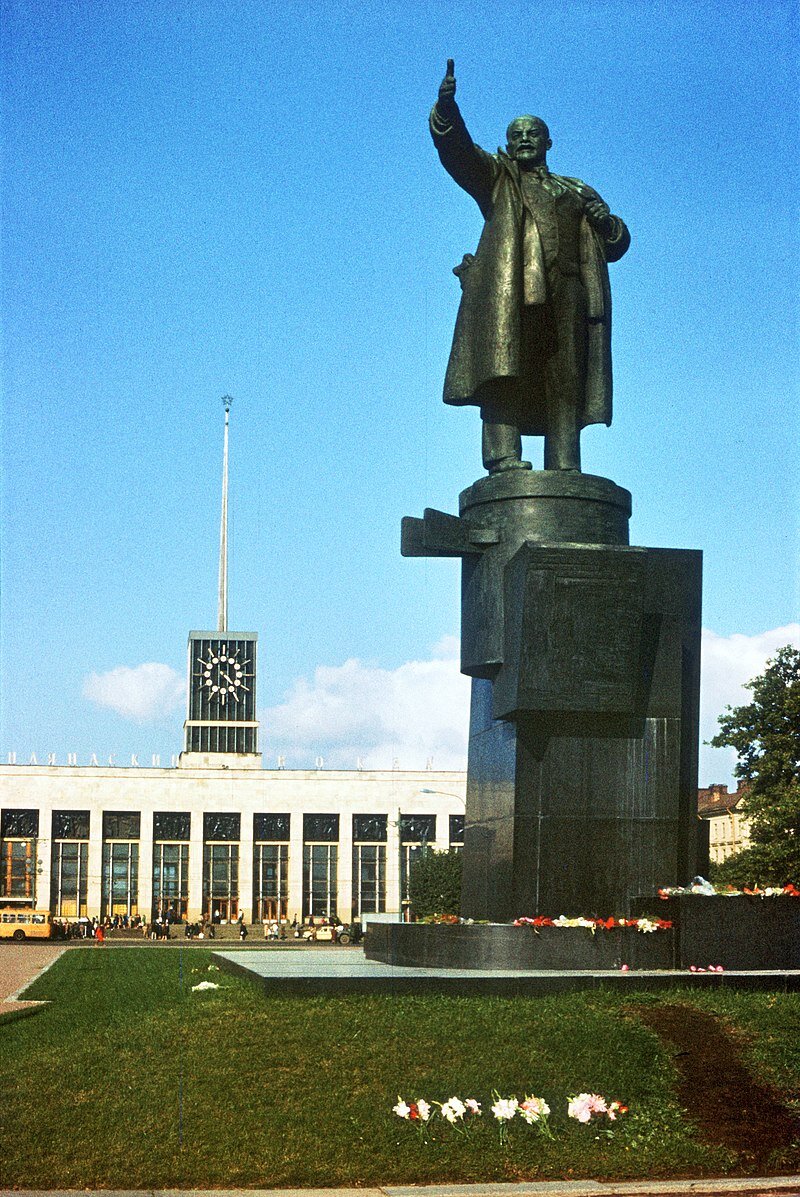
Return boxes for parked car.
[336,922,363,946]
[301,921,363,945]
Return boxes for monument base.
[459,469,632,549]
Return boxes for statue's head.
[505,116,551,168]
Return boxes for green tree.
[408,848,462,919]
[709,645,800,886]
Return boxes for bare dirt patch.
[634,1001,800,1172]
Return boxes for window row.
[1,809,465,845]
[1,814,465,922]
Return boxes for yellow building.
[697,783,750,864]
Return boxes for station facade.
[0,764,466,925]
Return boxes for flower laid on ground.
[658,882,800,899]
[440,1096,466,1123]
[568,1092,606,1122]
[392,1098,430,1122]
[490,1094,518,1121]
[436,1095,482,1135]
[393,1091,628,1145]
[490,1093,518,1144]
[689,964,724,973]
[567,1093,628,1123]
[191,980,219,992]
[514,914,672,933]
[519,1094,555,1139]
[518,1095,549,1123]
[393,1097,431,1136]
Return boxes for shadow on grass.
[0,1002,49,1029]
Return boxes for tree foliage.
[408,848,462,918]
[709,645,800,886]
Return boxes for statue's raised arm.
[430,60,499,215]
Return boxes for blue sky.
[1,0,797,782]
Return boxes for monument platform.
[213,947,800,997]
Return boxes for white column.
[435,811,449,852]
[288,812,304,922]
[238,812,254,924]
[337,812,353,923]
[385,810,401,917]
[35,821,52,912]
[138,811,153,920]
[87,820,103,918]
[188,812,204,921]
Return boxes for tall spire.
[217,395,233,632]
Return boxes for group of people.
[51,913,145,940]
[50,911,345,943]
[50,911,230,941]
[263,918,289,940]
[260,915,346,941]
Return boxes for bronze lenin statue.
[431,61,630,474]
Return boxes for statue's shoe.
[488,458,533,474]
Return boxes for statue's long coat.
[431,103,630,436]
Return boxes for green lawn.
[0,947,796,1188]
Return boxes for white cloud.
[262,635,470,770]
[83,663,185,723]
[263,624,800,783]
[699,624,799,785]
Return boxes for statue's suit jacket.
[431,102,630,436]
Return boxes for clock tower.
[179,398,262,769]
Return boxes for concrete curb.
[3,1177,800,1196]
[385,1178,800,1194]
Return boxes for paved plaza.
[0,942,65,1011]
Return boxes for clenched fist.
[438,58,456,113]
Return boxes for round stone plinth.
[365,921,675,971]
[365,899,800,972]
[460,471,631,548]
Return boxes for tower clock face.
[196,643,252,707]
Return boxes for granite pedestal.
[403,471,707,929]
